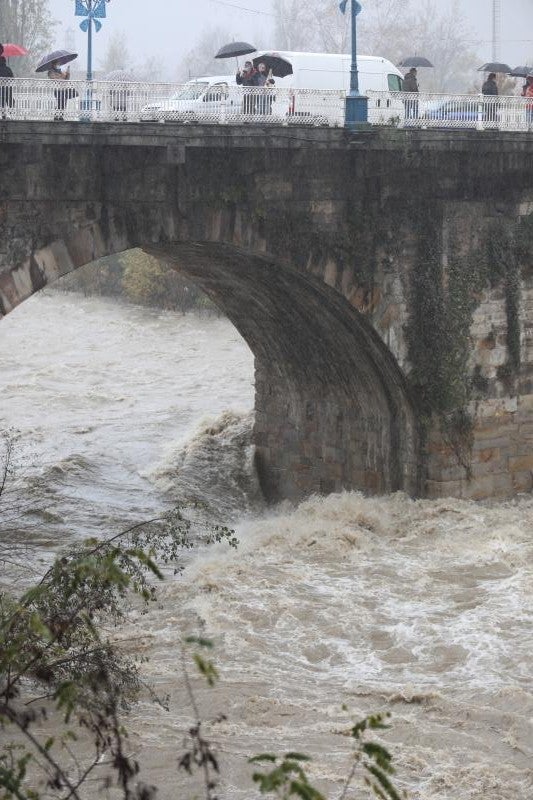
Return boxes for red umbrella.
[1,43,28,57]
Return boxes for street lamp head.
[73,0,112,81]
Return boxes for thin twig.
[2,703,82,800]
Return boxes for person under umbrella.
[0,55,14,117]
[402,67,419,119]
[255,61,275,115]
[48,59,72,118]
[481,72,498,95]
[35,50,78,119]
[523,72,533,125]
[236,59,258,114]
[481,72,498,123]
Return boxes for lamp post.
[339,0,368,128]
[73,0,111,81]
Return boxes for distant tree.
[0,0,56,74]
[271,0,480,92]
[176,26,236,81]
[138,55,163,82]
[273,0,323,51]
[98,30,131,75]
[388,0,479,93]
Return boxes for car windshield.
[172,82,209,100]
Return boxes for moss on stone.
[485,220,521,382]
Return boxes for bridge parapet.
[1,78,532,132]
[1,124,533,501]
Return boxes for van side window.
[387,74,402,91]
[204,83,228,101]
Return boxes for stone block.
[473,447,500,463]
[511,470,533,492]
[517,394,533,413]
[518,422,533,437]
[425,479,466,499]
[475,397,518,418]
[474,423,518,441]
[470,457,508,478]
[425,461,466,482]
[508,454,533,471]
[463,472,513,500]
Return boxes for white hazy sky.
[48,0,533,79]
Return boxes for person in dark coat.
[524,73,533,125]
[254,61,275,114]
[481,72,498,95]
[236,60,258,114]
[402,67,419,119]
[0,55,14,116]
[481,72,498,122]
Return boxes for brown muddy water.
[1,292,532,799]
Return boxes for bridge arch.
[4,124,533,501]
[0,227,420,501]
[146,241,421,500]
[0,125,432,501]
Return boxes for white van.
[255,51,402,93]
[140,53,403,124]
[140,75,237,121]
[253,51,403,123]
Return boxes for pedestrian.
[402,67,419,119]
[524,73,533,126]
[481,71,498,123]
[48,59,72,119]
[236,60,258,114]
[255,61,275,114]
[0,55,14,117]
[481,72,498,95]
[521,74,532,97]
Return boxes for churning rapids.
[1,291,532,800]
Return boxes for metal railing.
[0,78,345,126]
[368,90,533,131]
[1,79,533,131]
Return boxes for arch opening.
[145,241,421,502]
[1,230,420,503]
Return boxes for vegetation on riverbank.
[0,437,404,800]
[57,249,219,314]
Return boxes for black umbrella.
[508,65,533,78]
[215,41,256,59]
[477,61,511,73]
[252,53,293,78]
[35,49,78,73]
[398,56,434,68]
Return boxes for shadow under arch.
[145,241,421,502]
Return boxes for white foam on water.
[119,491,533,799]
[1,292,532,798]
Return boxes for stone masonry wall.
[2,123,533,502]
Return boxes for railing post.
[476,99,483,130]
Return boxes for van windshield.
[172,82,209,100]
[388,74,402,91]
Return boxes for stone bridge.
[1,121,533,502]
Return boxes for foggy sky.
[48,0,533,80]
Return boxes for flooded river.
[1,291,532,799]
